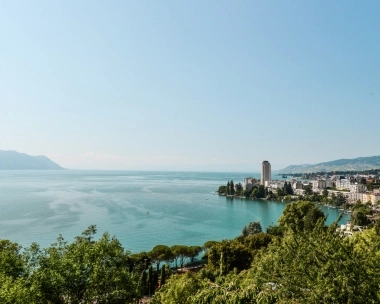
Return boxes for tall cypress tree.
[140,270,147,295]
[230,180,235,195]
[147,266,153,296]
[226,181,230,195]
[160,264,166,286]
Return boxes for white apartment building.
[312,180,326,191]
[349,183,366,193]
[335,178,351,190]
[347,192,364,203]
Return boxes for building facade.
[261,160,271,186]
[312,180,327,191]
[335,178,351,190]
[349,183,366,193]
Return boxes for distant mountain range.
[278,156,380,174]
[0,150,64,170]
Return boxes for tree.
[139,270,148,296]
[246,221,262,234]
[351,209,370,226]
[203,241,217,251]
[257,185,265,198]
[226,181,230,195]
[160,264,166,286]
[0,240,24,279]
[278,201,325,232]
[266,225,285,237]
[207,240,251,274]
[217,185,226,194]
[29,226,139,303]
[188,246,202,264]
[304,184,313,195]
[230,180,235,195]
[241,226,248,237]
[149,245,173,271]
[171,245,189,269]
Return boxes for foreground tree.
[28,226,139,303]
[278,200,325,232]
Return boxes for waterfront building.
[335,178,351,190]
[349,183,366,193]
[261,160,271,185]
[243,177,259,191]
[312,180,326,191]
[347,192,364,204]
[292,181,303,191]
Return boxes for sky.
[0,1,379,171]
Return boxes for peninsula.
[0,150,64,170]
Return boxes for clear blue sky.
[1,1,379,171]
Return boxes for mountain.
[0,150,65,170]
[278,155,380,174]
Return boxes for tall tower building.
[261,161,271,186]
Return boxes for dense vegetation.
[1,201,380,303]
[151,201,380,303]
[218,180,294,199]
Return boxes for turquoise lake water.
[0,171,348,253]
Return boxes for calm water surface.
[0,171,348,253]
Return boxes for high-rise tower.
[261,160,271,186]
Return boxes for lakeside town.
[218,160,380,230]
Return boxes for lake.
[0,170,348,253]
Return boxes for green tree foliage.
[225,181,230,195]
[217,185,226,194]
[242,232,272,251]
[149,245,173,271]
[266,225,285,237]
[246,224,380,303]
[203,240,217,251]
[351,209,370,226]
[207,240,251,274]
[150,272,208,304]
[171,245,189,269]
[256,185,265,198]
[303,184,313,195]
[139,269,148,296]
[0,274,35,304]
[0,240,24,279]
[29,228,139,303]
[160,264,166,286]
[230,180,235,195]
[278,201,325,232]
[188,246,202,264]
[241,221,262,236]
